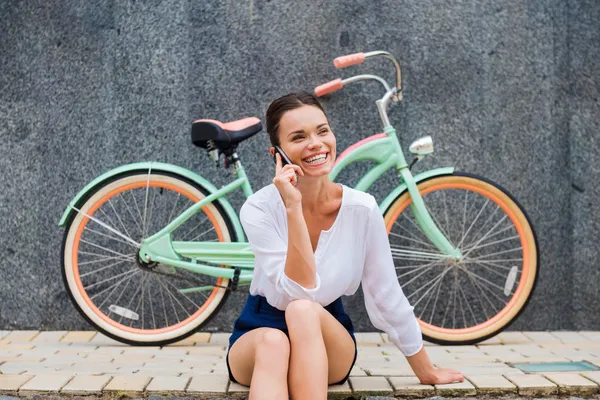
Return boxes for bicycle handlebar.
[315,78,344,97]
[333,52,366,68]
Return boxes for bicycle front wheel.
[61,170,236,345]
[383,172,538,345]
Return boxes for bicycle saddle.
[191,117,262,150]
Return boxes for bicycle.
[58,50,539,346]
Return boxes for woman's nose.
[308,136,324,149]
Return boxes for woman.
[227,91,464,399]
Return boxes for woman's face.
[275,105,336,177]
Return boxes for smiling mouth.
[302,152,329,166]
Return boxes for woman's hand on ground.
[272,153,304,208]
[418,367,464,385]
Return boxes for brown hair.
[265,91,328,146]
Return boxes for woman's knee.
[255,329,290,363]
[285,299,320,325]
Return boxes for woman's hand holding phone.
[273,152,304,209]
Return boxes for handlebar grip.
[333,52,366,68]
[314,79,343,97]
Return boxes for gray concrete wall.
[1,0,598,332]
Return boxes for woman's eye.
[292,135,303,141]
[319,129,328,135]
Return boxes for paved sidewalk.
[1,330,599,398]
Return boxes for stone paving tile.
[0,356,45,363]
[60,331,97,343]
[582,371,600,385]
[186,374,229,393]
[550,331,593,343]
[166,332,211,346]
[0,331,10,339]
[120,346,162,355]
[0,344,35,351]
[0,366,27,374]
[208,333,230,346]
[349,365,367,376]
[0,374,34,392]
[187,346,227,356]
[504,374,559,396]
[112,354,155,363]
[146,376,190,393]
[88,333,124,346]
[522,331,563,343]
[328,380,352,395]
[3,331,40,342]
[19,374,74,393]
[543,372,599,395]
[496,331,533,345]
[348,376,393,394]
[103,375,151,394]
[227,382,249,394]
[435,380,477,396]
[477,336,503,345]
[31,331,68,343]
[579,331,600,341]
[388,376,434,396]
[466,374,517,394]
[354,332,384,344]
[61,375,112,394]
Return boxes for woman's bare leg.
[285,299,356,399]
[227,327,290,399]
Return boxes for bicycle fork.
[385,126,463,260]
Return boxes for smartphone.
[273,145,293,166]
[273,146,298,186]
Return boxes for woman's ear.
[269,147,275,156]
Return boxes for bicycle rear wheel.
[61,170,235,345]
[383,172,538,345]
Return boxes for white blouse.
[239,183,424,357]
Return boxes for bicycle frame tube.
[330,123,461,258]
[138,162,256,287]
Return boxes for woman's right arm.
[239,154,321,300]
[272,153,318,290]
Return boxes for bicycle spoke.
[399,212,438,248]
[79,238,136,260]
[466,247,523,261]
[85,268,138,293]
[189,226,216,242]
[460,204,501,252]
[98,270,139,311]
[397,259,445,279]
[461,221,515,253]
[80,257,134,278]
[145,184,158,238]
[463,226,520,251]
[181,215,210,241]
[78,253,134,265]
[392,220,436,250]
[85,226,139,250]
[456,199,489,248]
[72,206,140,248]
[156,276,191,320]
[142,169,152,239]
[106,198,136,249]
[93,269,140,303]
[461,215,510,258]
[424,201,454,246]
[119,192,144,235]
[412,265,451,308]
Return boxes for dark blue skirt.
[226,294,357,386]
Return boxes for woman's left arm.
[361,201,464,384]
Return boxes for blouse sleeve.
[361,201,424,357]
[240,198,321,302]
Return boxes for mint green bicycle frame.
[59,51,462,294]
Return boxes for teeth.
[304,154,327,163]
